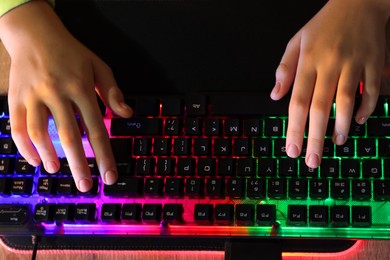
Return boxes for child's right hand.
[0,0,133,192]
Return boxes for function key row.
[195,204,371,227]
[32,202,372,228]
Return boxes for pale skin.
[270,0,390,168]
[0,0,390,193]
[0,0,133,192]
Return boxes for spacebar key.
[0,205,29,225]
[111,118,162,136]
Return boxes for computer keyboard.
[0,93,389,239]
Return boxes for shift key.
[0,205,29,225]
[111,118,162,136]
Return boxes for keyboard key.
[331,179,350,200]
[185,178,204,198]
[374,180,390,201]
[268,178,286,199]
[244,119,262,136]
[11,178,33,196]
[194,204,213,223]
[197,158,216,176]
[287,205,307,226]
[136,158,155,176]
[15,157,35,175]
[362,159,382,178]
[177,158,195,176]
[289,179,308,199]
[54,204,75,223]
[213,138,232,156]
[224,118,241,136]
[0,158,15,174]
[256,204,276,226]
[185,95,206,116]
[341,159,360,178]
[309,206,328,226]
[0,205,29,225]
[310,179,329,200]
[156,158,175,176]
[110,118,162,136]
[57,177,77,196]
[185,118,201,136]
[34,203,55,223]
[264,119,283,136]
[0,138,17,154]
[206,178,225,198]
[101,204,121,223]
[164,118,181,136]
[162,204,183,224]
[367,118,390,136]
[37,177,58,196]
[161,98,183,116]
[247,178,266,199]
[352,180,371,200]
[237,158,256,177]
[352,206,371,227]
[227,178,245,199]
[142,204,162,223]
[104,177,144,197]
[173,138,191,156]
[144,178,164,197]
[132,97,159,116]
[330,205,350,227]
[133,138,151,156]
[74,203,96,223]
[215,204,234,225]
[235,204,255,226]
[165,178,184,198]
[204,119,221,136]
[217,158,235,176]
[122,203,142,223]
[0,177,11,195]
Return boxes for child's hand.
[0,1,132,192]
[270,0,390,168]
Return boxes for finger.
[74,92,118,185]
[47,98,92,192]
[305,70,338,168]
[355,64,382,124]
[92,56,133,118]
[285,59,316,159]
[8,100,41,167]
[271,32,301,100]
[26,101,60,173]
[332,65,361,145]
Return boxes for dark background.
[55,0,327,96]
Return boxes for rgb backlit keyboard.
[0,93,389,239]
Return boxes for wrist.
[0,0,65,56]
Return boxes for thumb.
[270,31,301,100]
[92,57,133,118]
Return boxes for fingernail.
[307,153,320,168]
[29,158,41,167]
[356,116,367,124]
[78,179,92,192]
[104,169,118,185]
[287,144,299,158]
[334,134,346,145]
[45,161,58,173]
[120,102,133,112]
[270,82,281,99]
